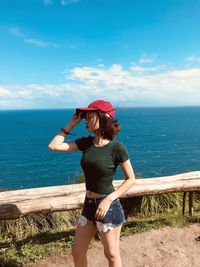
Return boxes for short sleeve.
[115,141,130,165]
[75,136,93,151]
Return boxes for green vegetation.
[0,211,80,266]
[1,181,200,266]
[67,172,85,185]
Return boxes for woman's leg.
[99,225,122,267]
[72,220,97,267]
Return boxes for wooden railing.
[0,171,200,220]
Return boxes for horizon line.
[1,105,200,112]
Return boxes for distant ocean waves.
[0,107,200,190]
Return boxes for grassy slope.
[1,192,200,266]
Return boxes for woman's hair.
[96,111,120,140]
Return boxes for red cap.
[76,100,115,118]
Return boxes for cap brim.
[76,108,98,118]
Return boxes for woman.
[48,100,135,267]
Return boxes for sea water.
[0,107,200,190]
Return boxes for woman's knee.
[71,245,77,259]
[72,242,88,259]
[104,248,120,261]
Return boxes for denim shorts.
[78,196,126,232]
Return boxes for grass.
[1,178,200,266]
[1,209,200,266]
[0,211,79,266]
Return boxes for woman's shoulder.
[111,138,126,148]
[75,135,94,151]
[111,139,130,163]
[112,139,127,153]
[76,135,93,142]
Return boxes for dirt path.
[26,223,200,267]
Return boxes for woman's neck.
[93,135,110,147]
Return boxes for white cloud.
[130,65,166,73]
[139,57,153,64]
[139,54,156,64]
[186,55,200,63]
[65,64,200,106]
[67,42,84,49]
[43,0,79,5]
[24,38,58,48]
[43,0,53,5]
[8,26,77,48]
[170,68,200,78]
[1,64,200,109]
[28,84,61,97]
[61,0,79,5]
[0,86,12,97]
[97,58,104,63]
[17,91,34,99]
[9,27,24,37]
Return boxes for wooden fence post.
[182,192,186,215]
[189,192,194,216]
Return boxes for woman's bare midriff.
[86,190,106,198]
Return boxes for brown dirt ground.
[26,223,200,267]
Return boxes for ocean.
[0,107,200,191]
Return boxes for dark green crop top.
[75,136,129,195]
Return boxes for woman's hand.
[69,112,82,127]
[95,197,112,220]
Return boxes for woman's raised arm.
[48,112,82,152]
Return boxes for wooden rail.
[0,171,200,220]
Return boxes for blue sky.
[0,0,200,109]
